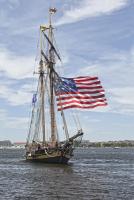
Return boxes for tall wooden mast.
[39,27,45,143]
[48,8,57,145]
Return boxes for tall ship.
[25,8,107,164]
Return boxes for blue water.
[0,148,134,200]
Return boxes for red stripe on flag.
[56,94,106,101]
[73,77,98,81]
[57,99,107,106]
[75,81,101,85]
[58,103,108,111]
[77,86,103,90]
[56,90,104,95]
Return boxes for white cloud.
[77,47,134,84]
[0,108,28,130]
[0,47,69,80]
[56,0,129,25]
[0,0,20,28]
[0,109,8,119]
[8,0,19,7]
[109,87,134,105]
[0,48,35,79]
[105,87,134,115]
[0,81,35,106]
[7,116,29,129]
[7,90,32,106]
[72,47,134,115]
[0,10,10,28]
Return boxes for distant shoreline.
[1,140,134,148]
[74,140,134,148]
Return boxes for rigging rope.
[54,72,82,132]
[28,24,82,145]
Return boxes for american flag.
[54,76,107,111]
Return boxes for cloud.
[0,79,36,106]
[109,87,134,112]
[109,87,134,105]
[72,47,134,115]
[0,108,28,130]
[106,86,134,115]
[0,47,69,106]
[8,0,19,7]
[56,0,129,25]
[77,47,134,84]
[0,48,35,79]
[0,46,70,79]
[7,116,29,129]
[0,109,7,119]
[0,0,20,28]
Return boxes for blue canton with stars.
[54,77,78,95]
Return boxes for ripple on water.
[0,148,134,200]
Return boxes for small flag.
[54,76,107,111]
[49,8,57,14]
[32,93,37,105]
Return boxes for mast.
[38,27,46,144]
[48,8,57,145]
[40,60,46,144]
[26,8,84,154]
[39,27,46,142]
[37,8,68,145]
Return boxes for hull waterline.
[26,155,70,164]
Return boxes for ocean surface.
[0,148,134,200]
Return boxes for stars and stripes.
[54,76,107,111]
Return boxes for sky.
[0,0,134,142]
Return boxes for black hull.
[26,142,74,164]
[26,156,69,164]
